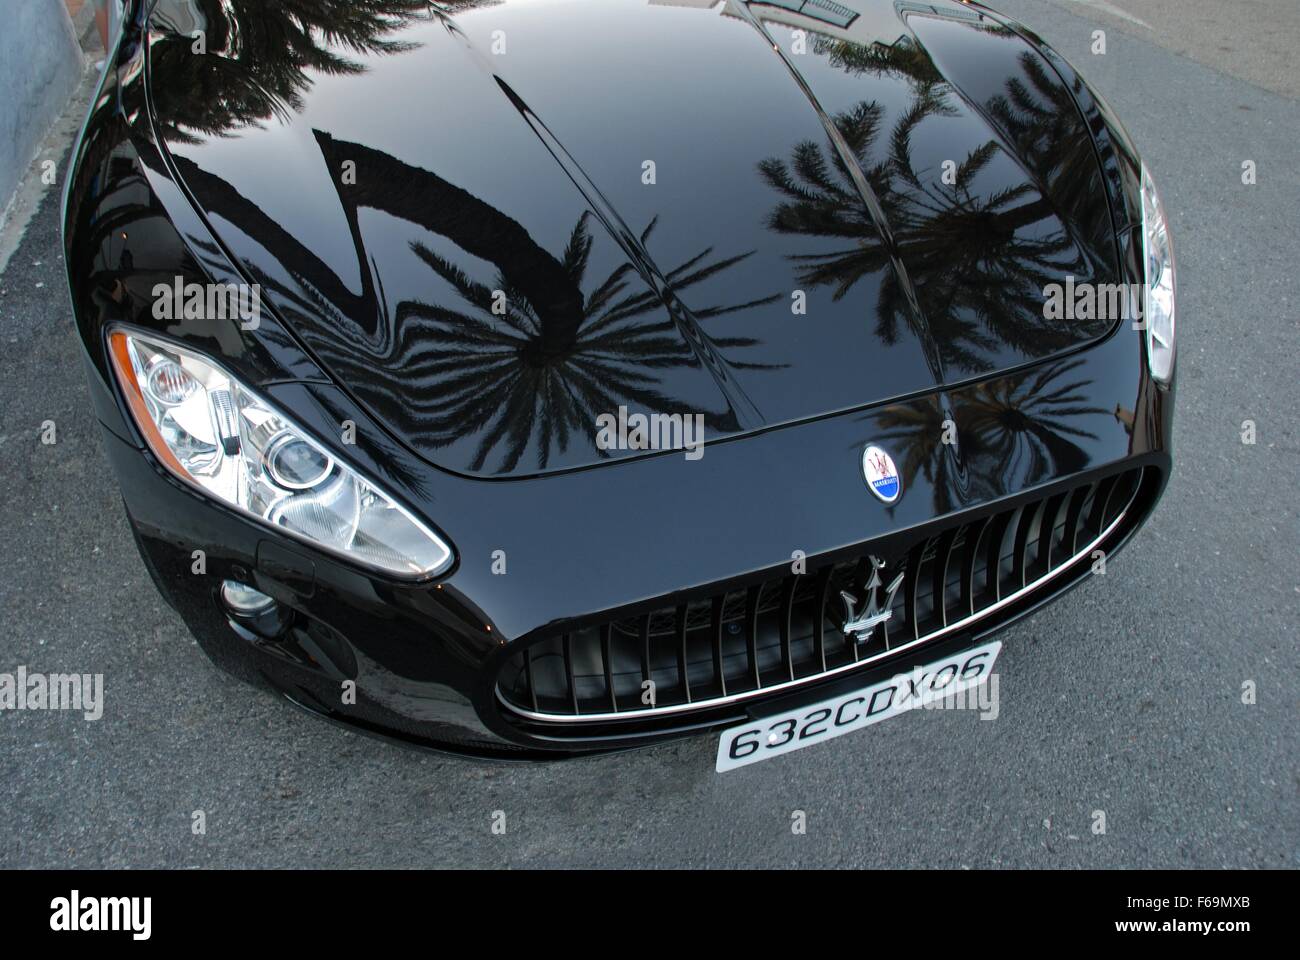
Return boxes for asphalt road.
[0,1,1296,868]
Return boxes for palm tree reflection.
[147,0,492,143]
[383,214,781,474]
[145,0,782,475]
[758,32,1099,376]
[986,50,1112,233]
[876,358,1109,512]
[960,358,1104,487]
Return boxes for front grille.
[497,467,1150,724]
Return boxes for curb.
[0,3,103,275]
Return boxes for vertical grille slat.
[562,633,578,714]
[779,576,797,682]
[1112,470,1139,522]
[500,468,1151,723]
[1064,484,1093,556]
[960,515,989,617]
[674,603,691,703]
[522,647,539,713]
[1011,500,1041,589]
[813,566,833,673]
[1038,492,1068,573]
[710,594,726,697]
[599,624,617,712]
[1089,474,1121,538]
[905,543,927,642]
[931,528,959,628]
[638,614,651,690]
[985,512,1014,601]
[744,585,762,690]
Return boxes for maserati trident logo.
[862,444,901,504]
[840,557,905,645]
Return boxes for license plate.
[715,641,1001,772]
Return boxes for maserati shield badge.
[840,557,905,645]
[862,444,902,504]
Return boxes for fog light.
[220,580,276,615]
[221,579,292,641]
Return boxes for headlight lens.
[1140,163,1176,384]
[108,330,453,577]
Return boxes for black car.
[63,0,1174,768]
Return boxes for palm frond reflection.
[875,359,1110,511]
[147,0,496,143]
[759,31,1103,376]
[338,214,782,474]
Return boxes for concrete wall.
[0,1,84,215]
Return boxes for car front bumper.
[99,312,1173,758]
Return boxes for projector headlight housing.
[108,329,454,578]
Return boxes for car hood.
[146,0,1119,478]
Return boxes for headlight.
[1140,163,1176,384]
[108,329,453,578]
